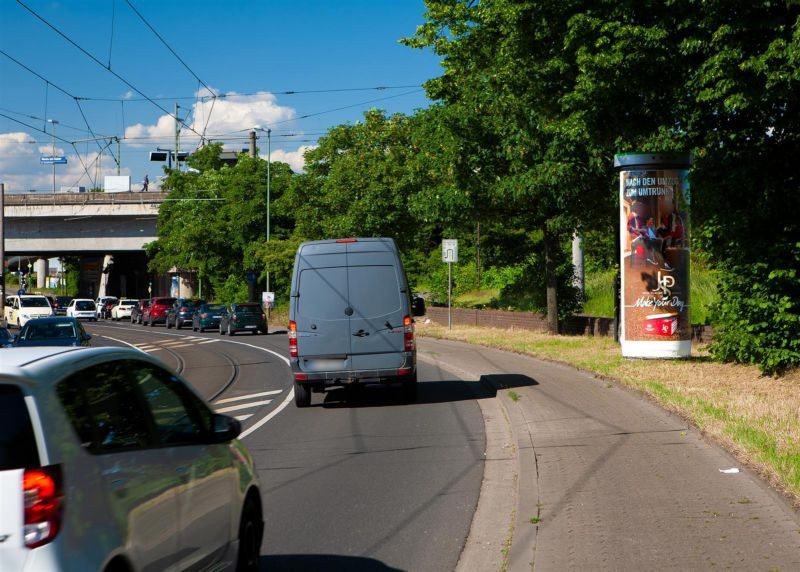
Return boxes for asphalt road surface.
[87,320,800,571]
[88,320,485,571]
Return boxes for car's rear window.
[0,385,39,470]
[20,297,50,308]
[205,304,225,311]
[154,298,176,307]
[76,301,95,310]
[237,305,262,315]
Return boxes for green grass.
[581,255,719,324]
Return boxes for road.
[86,320,485,571]
[85,320,800,571]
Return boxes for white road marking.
[97,326,293,438]
[215,390,283,404]
[240,390,294,439]
[235,414,254,421]
[215,399,273,413]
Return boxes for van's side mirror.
[411,296,426,317]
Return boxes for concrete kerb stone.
[417,351,523,572]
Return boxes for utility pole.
[249,130,257,158]
[175,103,181,171]
[48,119,59,193]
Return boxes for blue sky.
[0,0,441,192]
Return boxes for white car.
[4,295,53,329]
[110,299,138,321]
[65,299,97,321]
[0,346,263,572]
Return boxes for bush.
[709,261,800,376]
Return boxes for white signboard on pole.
[442,239,458,263]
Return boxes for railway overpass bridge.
[1,191,182,299]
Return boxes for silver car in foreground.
[0,346,263,572]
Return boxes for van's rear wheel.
[294,381,311,407]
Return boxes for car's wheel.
[236,498,263,572]
[294,381,311,407]
[401,373,418,403]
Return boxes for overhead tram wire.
[57,84,426,103]
[0,47,119,164]
[15,0,207,143]
[123,0,217,141]
[124,0,214,96]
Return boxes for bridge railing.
[3,191,168,206]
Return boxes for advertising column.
[614,153,692,358]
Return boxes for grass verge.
[416,321,800,505]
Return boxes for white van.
[4,295,53,328]
[288,238,425,407]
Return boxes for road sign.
[40,156,67,165]
[442,239,458,263]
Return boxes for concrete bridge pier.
[99,254,114,298]
[35,258,48,289]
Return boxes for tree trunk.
[543,227,559,334]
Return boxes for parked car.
[131,298,151,324]
[4,295,54,329]
[143,296,177,327]
[192,303,227,333]
[11,317,93,347]
[66,298,98,321]
[95,296,118,319]
[51,296,73,316]
[110,299,138,321]
[219,303,267,336]
[0,346,263,571]
[166,298,206,330]
[288,237,424,407]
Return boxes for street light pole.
[266,127,271,294]
[48,119,58,193]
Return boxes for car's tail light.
[294,372,308,381]
[24,465,63,548]
[403,315,414,352]
[289,320,298,358]
[397,367,413,376]
[261,313,266,321]
[335,238,358,243]
[200,313,208,318]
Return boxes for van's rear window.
[0,385,39,470]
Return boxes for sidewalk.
[418,336,800,571]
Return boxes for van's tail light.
[289,320,298,357]
[24,465,63,548]
[403,315,414,352]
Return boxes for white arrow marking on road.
[215,390,283,404]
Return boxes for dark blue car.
[12,317,93,347]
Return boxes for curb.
[417,352,525,572]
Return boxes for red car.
[142,297,176,326]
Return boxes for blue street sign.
[40,156,67,164]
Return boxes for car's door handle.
[352,329,369,337]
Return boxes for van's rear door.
[294,249,351,371]
[346,244,406,370]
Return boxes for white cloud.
[267,145,316,173]
[0,132,130,191]
[124,89,296,148]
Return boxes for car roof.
[21,317,80,325]
[0,346,159,385]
